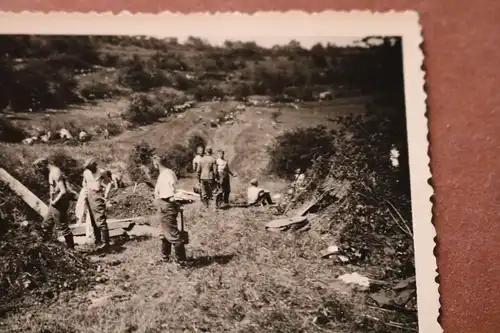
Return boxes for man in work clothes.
[152,154,187,266]
[82,158,112,250]
[215,150,236,207]
[196,146,218,208]
[192,146,204,199]
[33,157,75,249]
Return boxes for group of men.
[33,153,192,267]
[32,145,292,268]
[33,156,113,252]
[192,146,236,209]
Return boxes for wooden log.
[0,168,49,217]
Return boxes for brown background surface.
[0,1,498,332]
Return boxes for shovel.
[179,207,190,245]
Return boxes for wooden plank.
[0,168,49,217]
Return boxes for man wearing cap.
[152,154,187,266]
[247,178,274,206]
[33,157,75,249]
[196,146,218,208]
[82,157,112,250]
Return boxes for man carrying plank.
[33,157,75,249]
[152,154,188,267]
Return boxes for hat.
[83,157,97,169]
[32,157,49,167]
[250,178,258,186]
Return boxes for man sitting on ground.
[247,178,274,206]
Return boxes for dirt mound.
[0,217,97,317]
[107,183,156,219]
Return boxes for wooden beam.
[0,168,49,217]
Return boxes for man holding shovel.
[33,157,75,249]
[151,154,188,267]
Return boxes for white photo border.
[0,10,437,333]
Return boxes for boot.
[93,226,102,245]
[96,227,110,251]
[64,234,75,249]
[173,243,187,267]
[161,238,172,261]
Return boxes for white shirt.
[247,185,264,205]
[192,155,202,172]
[155,168,178,199]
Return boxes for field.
[0,36,416,333]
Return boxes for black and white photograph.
[0,12,435,333]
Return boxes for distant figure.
[103,128,110,139]
[293,168,306,191]
[152,154,187,266]
[192,146,204,199]
[215,150,236,207]
[32,157,75,249]
[59,128,73,140]
[82,158,113,250]
[79,130,89,142]
[196,146,217,208]
[247,179,274,207]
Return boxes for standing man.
[215,150,236,207]
[82,158,112,250]
[196,146,217,208]
[152,154,187,266]
[33,157,75,249]
[192,146,204,199]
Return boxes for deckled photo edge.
[0,10,438,333]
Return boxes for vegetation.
[0,36,416,332]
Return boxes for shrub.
[231,82,253,101]
[118,56,170,92]
[152,52,188,71]
[102,121,123,137]
[0,118,26,143]
[127,141,156,183]
[266,125,335,179]
[79,81,118,100]
[121,94,165,126]
[7,63,81,112]
[192,84,225,102]
[160,144,193,177]
[173,73,198,91]
[186,134,206,155]
[45,53,93,71]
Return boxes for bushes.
[0,118,26,143]
[192,84,225,102]
[80,81,118,100]
[118,56,171,92]
[127,141,157,183]
[2,62,81,112]
[266,125,335,179]
[121,93,165,126]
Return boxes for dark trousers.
[155,198,186,262]
[87,194,109,245]
[41,199,72,238]
[200,179,216,205]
